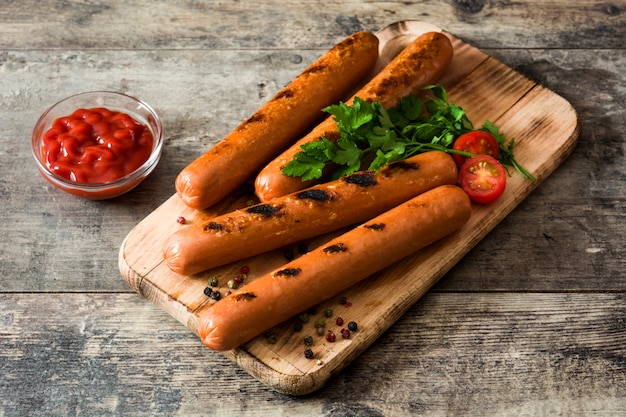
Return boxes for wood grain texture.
[2,292,625,416]
[1,0,624,413]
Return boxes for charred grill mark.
[273,89,294,100]
[302,64,327,76]
[237,113,265,131]
[275,268,301,277]
[246,204,282,217]
[364,223,386,231]
[323,130,341,141]
[234,292,257,302]
[203,221,224,232]
[296,189,332,202]
[323,243,348,253]
[344,172,377,187]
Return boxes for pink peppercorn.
[325,330,336,342]
[176,216,186,224]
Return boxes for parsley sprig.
[282,85,534,181]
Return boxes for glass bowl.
[31,91,163,200]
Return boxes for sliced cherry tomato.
[452,131,500,168]
[459,155,507,205]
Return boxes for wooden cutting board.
[118,20,580,396]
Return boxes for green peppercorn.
[267,334,277,344]
[314,317,326,328]
[324,308,333,317]
[299,313,310,323]
[208,276,218,287]
[304,348,314,359]
[227,279,237,289]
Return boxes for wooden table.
[1,1,624,415]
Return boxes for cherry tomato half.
[452,131,500,168]
[459,155,507,205]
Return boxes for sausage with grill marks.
[254,31,454,202]
[175,31,380,209]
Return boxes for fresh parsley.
[282,85,534,181]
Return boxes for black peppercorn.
[304,348,314,359]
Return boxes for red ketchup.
[41,107,154,184]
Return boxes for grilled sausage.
[176,31,380,209]
[164,151,458,275]
[254,31,454,202]
[197,184,472,351]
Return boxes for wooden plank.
[118,21,580,395]
[1,0,622,49]
[2,292,625,416]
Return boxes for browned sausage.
[175,32,380,210]
[254,31,454,202]
[163,151,458,276]
[197,184,472,351]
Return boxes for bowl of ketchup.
[31,91,163,200]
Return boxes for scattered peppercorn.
[304,348,314,359]
[293,321,303,332]
[325,330,336,343]
[203,287,213,297]
[345,301,353,307]
[284,249,295,261]
[303,335,313,346]
[316,327,325,336]
[324,308,333,317]
[339,296,348,305]
[209,290,221,301]
[314,317,326,328]
[176,216,186,224]
[299,313,310,323]
[227,279,237,289]
[240,265,250,275]
[297,242,308,254]
[341,328,351,339]
[336,317,344,326]
[208,276,218,287]
[348,321,358,332]
[267,334,277,344]
[234,275,245,284]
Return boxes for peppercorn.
[293,321,303,332]
[203,287,213,297]
[284,249,295,261]
[325,330,336,342]
[299,313,310,323]
[304,348,314,359]
[316,326,325,336]
[176,216,186,224]
[297,242,308,254]
[234,274,245,284]
[209,290,221,301]
[314,317,326,328]
[339,296,347,305]
[303,335,313,346]
[341,328,350,339]
[324,308,333,317]
[267,334,277,344]
[240,265,250,275]
[208,276,218,287]
[227,279,237,289]
[347,321,358,332]
[336,317,344,326]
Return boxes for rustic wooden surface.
[0,0,624,415]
